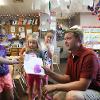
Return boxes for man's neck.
[71,44,82,55]
[71,48,79,55]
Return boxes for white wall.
[40,13,50,31]
[58,12,100,58]
[80,12,100,50]
[80,12,100,26]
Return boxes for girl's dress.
[26,50,44,88]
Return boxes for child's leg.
[27,74,34,100]
[43,75,48,85]
[33,79,38,97]
[35,76,42,100]
[28,86,33,100]
[25,73,29,94]
[43,75,52,100]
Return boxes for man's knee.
[66,90,84,100]
[53,92,66,100]
[53,93,60,100]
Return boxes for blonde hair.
[44,30,53,36]
[26,34,39,53]
[26,33,33,40]
[44,30,54,41]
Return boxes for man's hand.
[42,84,57,95]
[42,66,51,74]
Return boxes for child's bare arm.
[0,57,19,65]
[19,47,26,56]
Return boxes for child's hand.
[12,58,19,64]
[18,56,24,63]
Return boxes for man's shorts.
[54,89,100,100]
[83,89,100,100]
[0,73,13,93]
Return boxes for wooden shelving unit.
[1,14,40,56]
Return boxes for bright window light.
[0,0,6,6]
[45,0,49,4]
[57,0,60,6]
[64,0,70,2]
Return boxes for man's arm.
[42,67,70,83]
[55,78,91,91]
[44,78,91,93]
[0,57,19,65]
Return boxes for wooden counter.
[7,47,22,56]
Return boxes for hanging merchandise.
[7,34,13,40]
[11,26,15,33]
[87,1,94,12]
[98,13,100,20]
[12,20,18,25]
[18,18,22,26]
[87,0,100,15]
[34,18,38,25]
[93,0,100,15]
[15,20,18,25]
[32,18,34,25]
[27,19,32,25]
[23,19,27,25]
[87,0,100,20]
[12,20,15,25]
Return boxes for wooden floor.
[15,59,67,100]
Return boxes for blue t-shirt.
[40,41,52,66]
[42,50,52,66]
[0,45,9,76]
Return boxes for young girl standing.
[41,31,54,70]
[19,34,43,100]
[40,31,54,99]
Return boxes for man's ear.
[77,37,82,43]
